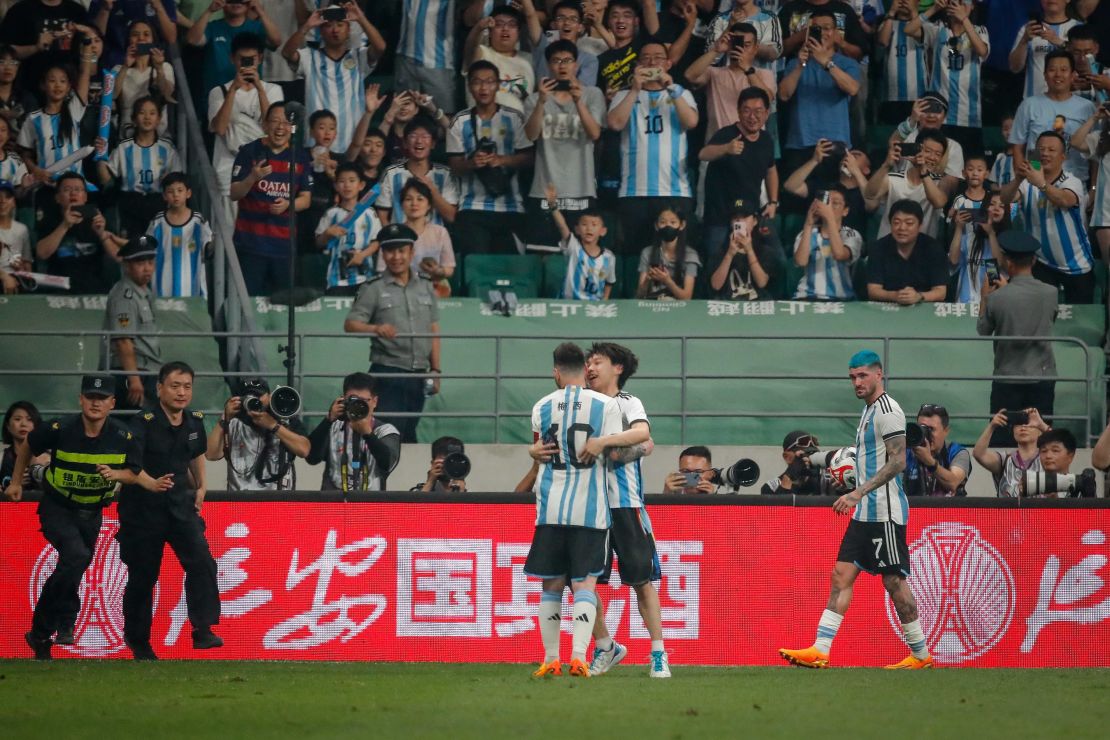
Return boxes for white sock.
[596,636,614,652]
[651,639,665,654]
[539,590,562,663]
[901,619,930,660]
[571,591,597,662]
[813,609,843,654]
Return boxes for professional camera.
[441,442,471,481]
[342,395,370,422]
[268,386,301,419]
[1022,468,1097,498]
[241,378,269,415]
[709,458,761,491]
[906,422,933,448]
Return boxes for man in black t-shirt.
[866,199,947,305]
[34,172,126,294]
[0,0,89,94]
[778,0,869,61]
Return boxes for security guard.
[2,374,143,660]
[117,360,222,660]
[102,236,162,410]
[343,223,441,442]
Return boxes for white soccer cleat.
[649,650,671,678]
[588,641,628,675]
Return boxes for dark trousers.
[370,362,427,443]
[1033,262,1096,304]
[111,370,158,411]
[616,196,695,255]
[238,251,293,296]
[31,495,101,639]
[117,492,220,644]
[989,380,1056,447]
[452,210,524,255]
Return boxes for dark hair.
[264,101,287,120]
[1067,24,1100,44]
[917,403,950,428]
[130,94,163,121]
[968,189,1011,269]
[917,128,949,154]
[431,435,464,459]
[680,445,712,464]
[587,342,639,389]
[552,342,586,373]
[809,7,837,24]
[1037,428,1077,454]
[54,171,86,190]
[737,86,770,109]
[403,115,439,140]
[1037,129,1068,151]
[158,361,195,382]
[604,0,643,25]
[965,153,990,169]
[309,109,337,127]
[888,198,924,223]
[552,0,583,20]
[3,401,41,446]
[638,35,667,55]
[730,22,758,40]
[343,371,377,395]
[161,171,189,191]
[490,3,525,24]
[648,203,688,287]
[467,59,500,80]
[334,161,364,181]
[40,64,76,147]
[400,177,433,205]
[577,207,605,223]
[230,32,265,56]
[0,44,17,61]
[824,182,850,205]
[1097,117,1110,160]
[1044,48,1075,72]
[545,38,578,62]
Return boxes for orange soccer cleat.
[778,645,831,669]
[884,654,934,670]
[532,659,563,678]
[568,658,591,677]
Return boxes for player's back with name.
[531,385,622,530]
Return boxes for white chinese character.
[493,544,540,637]
[778,301,808,316]
[933,303,954,317]
[970,301,981,317]
[81,296,107,310]
[514,302,548,318]
[263,530,388,649]
[706,301,740,317]
[584,303,618,318]
[811,302,845,315]
[298,299,323,313]
[628,541,702,640]
[1021,530,1110,652]
[742,301,775,316]
[479,303,495,316]
[397,539,492,637]
[549,303,580,318]
[48,296,81,309]
[323,297,352,311]
[1056,305,1074,321]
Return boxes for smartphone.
[922,99,946,115]
[985,260,1000,285]
[553,79,572,92]
[817,190,831,205]
[72,204,98,219]
[643,67,663,81]
[682,471,702,488]
[1008,410,1030,427]
[899,141,921,158]
[829,141,848,161]
[969,204,990,224]
[808,26,822,44]
[322,5,347,22]
[135,43,153,55]
[732,220,749,237]
[1030,159,1042,171]
[239,56,257,69]
[731,35,745,50]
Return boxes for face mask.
[657,225,681,241]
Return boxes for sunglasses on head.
[788,435,815,451]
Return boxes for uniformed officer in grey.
[977,231,1058,447]
[343,223,441,443]
[102,236,161,410]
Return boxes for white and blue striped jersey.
[792,225,862,301]
[531,384,623,530]
[1009,94,1096,184]
[16,96,86,175]
[316,204,382,289]
[376,162,459,226]
[0,152,28,186]
[949,193,988,304]
[145,211,212,298]
[1010,19,1079,99]
[297,46,378,154]
[1086,130,1110,229]
[611,88,697,199]
[853,392,908,525]
[446,106,530,214]
[923,22,989,129]
[1017,174,1093,276]
[560,234,616,301]
[398,0,457,70]
[107,138,182,194]
[605,392,650,510]
[304,0,368,49]
[989,151,1014,186]
[882,20,928,103]
[1077,65,1110,105]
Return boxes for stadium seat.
[541,255,566,298]
[621,255,642,298]
[463,254,542,299]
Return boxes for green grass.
[2,661,1108,739]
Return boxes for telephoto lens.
[343,396,370,422]
[243,395,265,414]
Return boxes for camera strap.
[339,423,370,492]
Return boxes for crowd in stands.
[0,0,1105,306]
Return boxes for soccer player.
[525,343,627,678]
[145,173,213,298]
[582,342,671,679]
[779,350,933,670]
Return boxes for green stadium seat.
[866,125,895,153]
[464,254,543,299]
[542,254,567,298]
[622,254,642,298]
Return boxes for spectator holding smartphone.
[662,446,718,494]
[949,189,1009,303]
[463,4,535,114]
[187,0,282,100]
[35,172,126,293]
[90,0,176,70]
[1008,0,1079,99]
[112,20,175,139]
[792,185,861,302]
[709,202,782,302]
[865,131,950,240]
[783,138,878,236]
[972,407,1050,496]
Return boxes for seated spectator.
[35,172,126,293]
[760,430,824,496]
[1000,130,1095,303]
[1071,106,1110,270]
[904,403,970,497]
[90,0,177,70]
[866,199,948,305]
[866,131,950,239]
[315,162,380,296]
[1068,24,1109,104]
[876,0,928,125]
[379,89,444,166]
[1,401,47,491]
[948,189,1009,303]
[112,20,175,138]
[282,6,385,155]
[792,186,861,301]
[388,179,456,297]
[547,184,615,301]
[686,22,776,140]
[447,60,533,255]
[377,116,459,227]
[662,445,718,494]
[523,0,599,86]
[208,32,284,197]
[783,138,877,236]
[1010,50,1096,186]
[0,117,29,193]
[989,113,1016,185]
[0,46,38,142]
[18,59,95,183]
[463,4,535,114]
[187,0,282,101]
[1008,0,1079,99]
[636,204,698,301]
[709,202,782,302]
[144,173,213,298]
[97,96,182,239]
[412,436,469,492]
[607,37,698,253]
[972,407,1049,497]
[306,371,401,492]
[0,181,30,294]
[888,92,965,189]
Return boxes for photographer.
[972,407,1049,497]
[1026,429,1088,497]
[662,446,718,494]
[761,431,825,496]
[205,378,310,492]
[412,435,469,492]
[307,372,400,492]
[904,404,971,497]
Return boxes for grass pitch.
[2,661,1107,739]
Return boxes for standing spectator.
[396,0,460,115]
[447,60,533,255]
[343,223,441,444]
[1009,50,1097,186]
[976,231,1058,440]
[989,113,1017,186]
[686,22,776,140]
[379,89,444,166]
[547,183,615,301]
[523,0,599,86]
[607,38,698,253]
[1008,0,1079,99]
[948,189,1009,304]
[972,407,1050,496]
[377,117,458,227]
[904,403,970,497]
[315,162,380,295]
[0,0,89,95]
[110,20,175,139]
[229,102,312,296]
[783,139,877,235]
[636,204,698,301]
[145,173,213,298]
[186,0,281,105]
[1000,130,1095,303]
[0,46,39,141]
[977,0,1039,124]
[778,0,868,62]
[35,173,126,293]
[1072,105,1110,266]
[918,0,989,155]
[778,8,861,175]
[102,237,161,408]
[1068,24,1109,104]
[709,202,782,302]
[462,4,535,114]
[89,0,177,70]
[387,179,457,297]
[282,5,386,154]
[792,185,862,301]
[705,0,783,77]
[596,0,661,98]
[888,92,965,189]
[866,199,948,305]
[18,58,95,182]
[865,132,951,240]
[208,32,283,198]
[876,0,927,125]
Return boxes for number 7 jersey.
[531,384,624,529]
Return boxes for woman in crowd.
[636,204,698,301]
[0,401,47,490]
[709,202,782,301]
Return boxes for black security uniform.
[117,404,220,647]
[26,414,140,643]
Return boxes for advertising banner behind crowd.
[1,500,1107,667]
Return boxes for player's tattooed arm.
[859,435,907,495]
[609,439,654,464]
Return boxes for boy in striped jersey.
[780,350,933,670]
[792,185,862,301]
[316,163,381,295]
[547,184,615,301]
[145,173,212,298]
[990,114,1016,185]
[525,342,626,678]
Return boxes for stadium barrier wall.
[2,495,1108,667]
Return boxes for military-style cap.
[80,373,115,397]
[998,231,1042,255]
[378,223,417,251]
[119,235,157,261]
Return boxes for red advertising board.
[0,500,1107,666]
